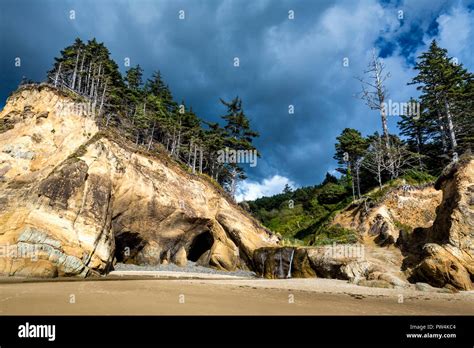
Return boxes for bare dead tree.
[385,143,420,179]
[361,136,387,189]
[356,49,391,149]
[363,135,419,188]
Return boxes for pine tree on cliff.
[125,64,143,91]
[48,38,126,118]
[203,121,228,181]
[334,128,368,199]
[220,97,259,197]
[125,64,145,129]
[48,37,85,89]
[397,97,430,170]
[410,40,473,160]
[180,106,203,169]
[147,71,177,114]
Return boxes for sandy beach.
[0,272,473,315]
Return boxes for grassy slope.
[245,170,436,246]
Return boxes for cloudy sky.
[1,0,473,200]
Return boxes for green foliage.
[218,97,259,194]
[247,178,352,244]
[312,225,358,246]
[401,169,436,185]
[366,185,392,204]
[408,40,474,172]
[317,183,348,204]
[334,128,368,174]
[393,220,412,235]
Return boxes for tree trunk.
[71,51,80,90]
[105,113,112,127]
[199,146,203,174]
[435,101,448,154]
[99,83,107,117]
[355,160,361,198]
[147,121,156,151]
[349,163,355,201]
[416,129,423,170]
[445,100,457,151]
[175,121,182,158]
[230,167,237,198]
[192,143,197,174]
[170,127,176,156]
[380,106,390,149]
[87,62,92,95]
[187,140,193,166]
[54,63,62,87]
[93,64,102,107]
[78,53,85,93]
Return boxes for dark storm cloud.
[1,0,473,195]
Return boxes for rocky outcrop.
[0,85,278,277]
[253,244,408,288]
[400,154,474,290]
[331,184,441,246]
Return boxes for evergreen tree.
[410,40,473,163]
[282,183,293,194]
[334,128,368,199]
[125,64,143,91]
[203,121,228,181]
[321,172,338,185]
[397,98,429,170]
[48,38,126,118]
[220,97,259,196]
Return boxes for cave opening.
[187,231,214,262]
[114,231,146,263]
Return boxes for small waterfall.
[287,248,295,278]
[260,253,266,278]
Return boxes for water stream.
[287,248,295,278]
[260,253,266,278]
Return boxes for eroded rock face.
[0,85,278,277]
[331,185,441,246]
[400,155,474,290]
[253,245,408,288]
[253,247,314,279]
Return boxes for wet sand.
[0,274,473,315]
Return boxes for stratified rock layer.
[0,85,278,277]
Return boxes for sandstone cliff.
[0,85,278,277]
[399,154,474,290]
[331,184,441,245]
